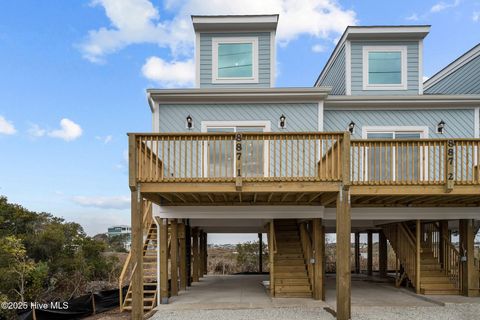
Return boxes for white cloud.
[141,56,195,87]
[48,118,83,141]
[312,44,326,53]
[0,116,16,135]
[430,0,460,13]
[28,124,46,137]
[96,135,113,144]
[80,0,356,62]
[473,11,480,22]
[406,13,419,21]
[72,195,130,210]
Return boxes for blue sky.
[0,0,479,241]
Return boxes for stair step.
[275,285,311,293]
[275,272,308,279]
[275,278,310,285]
[275,292,312,298]
[274,259,305,266]
[275,253,304,259]
[275,266,307,272]
[420,288,460,295]
[421,276,452,284]
[122,306,154,311]
[421,283,457,290]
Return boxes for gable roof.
[424,43,480,93]
[314,25,431,87]
[191,14,279,32]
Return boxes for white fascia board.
[318,101,324,131]
[155,206,325,219]
[192,15,279,25]
[475,107,480,138]
[324,207,480,220]
[424,44,480,89]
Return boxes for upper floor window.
[362,46,407,90]
[212,37,258,84]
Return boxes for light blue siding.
[158,103,318,133]
[200,32,271,88]
[318,45,346,95]
[324,109,475,138]
[425,55,480,94]
[350,41,420,95]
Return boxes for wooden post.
[160,218,169,303]
[459,219,479,297]
[179,222,187,291]
[415,219,421,294]
[192,228,200,282]
[186,222,192,286]
[258,233,263,273]
[130,189,143,319]
[312,218,325,300]
[91,293,96,315]
[336,187,351,320]
[354,232,360,274]
[445,140,455,192]
[170,219,178,296]
[268,221,275,296]
[367,231,373,276]
[379,231,388,278]
[439,220,448,269]
[204,233,208,275]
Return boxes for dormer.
[192,15,278,88]
[315,25,430,95]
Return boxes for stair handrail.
[397,222,417,287]
[119,200,153,312]
[299,222,314,287]
[439,230,462,291]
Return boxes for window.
[202,121,270,177]
[363,46,407,90]
[212,37,258,83]
[362,127,428,181]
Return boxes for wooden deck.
[128,132,480,205]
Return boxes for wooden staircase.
[382,221,461,295]
[122,222,158,311]
[420,246,459,294]
[273,220,312,298]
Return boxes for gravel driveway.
[152,303,480,320]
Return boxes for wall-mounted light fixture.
[186,115,193,130]
[348,121,356,134]
[437,120,445,134]
[278,114,286,129]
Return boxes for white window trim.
[361,126,429,182]
[362,46,408,91]
[201,121,271,178]
[212,37,259,84]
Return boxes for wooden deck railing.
[350,139,480,186]
[130,132,345,183]
[129,132,480,187]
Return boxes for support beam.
[258,233,263,273]
[354,232,360,274]
[268,221,275,297]
[203,232,208,275]
[186,221,192,286]
[415,219,421,294]
[170,219,178,296]
[179,222,187,291]
[130,191,143,319]
[192,228,200,282]
[336,187,351,320]
[312,218,325,300]
[459,219,479,297]
[379,231,388,278]
[160,218,169,303]
[367,231,373,276]
[199,231,205,277]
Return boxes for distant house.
[107,225,131,250]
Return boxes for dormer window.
[362,46,407,90]
[212,37,258,84]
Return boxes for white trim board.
[325,207,480,220]
[211,36,259,84]
[155,206,325,219]
[361,126,429,139]
[475,107,479,138]
[362,45,408,91]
